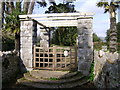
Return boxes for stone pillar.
[20,19,37,72]
[77,17,93,76]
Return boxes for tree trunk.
[0,2,2,51]
[15,33,20,53]
[109,12,117,53]
[27,0,35,14]
[2,2,5,26]
[9,0,15,13]
[15,0,21,54]
[23,0,30,14]
[0,2,2,29]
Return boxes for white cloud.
[75,0,105,14]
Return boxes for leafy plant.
[2,30,15,51]
[88,61,94,82]
[49,77,60,80]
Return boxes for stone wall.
[1,51,20,83]
[77,18,93,76]
[94,50,120,88]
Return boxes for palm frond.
[104,9,109,13]
[96,2,109,8]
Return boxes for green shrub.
[49,77,60,80]
[2,36,15,51]
[2,30,15,51]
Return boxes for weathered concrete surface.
[77,18,93,76]
[20,19,37,72]
[94,50,120,88]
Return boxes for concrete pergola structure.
[19,12,94,75]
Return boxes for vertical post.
[33,45,36,68]
[53,46,56,70]
[70,47,73,71]
[74,45,78,70]
[77,17,93,76]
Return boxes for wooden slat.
[36,62,54,64]
[35,52,54,54]
[56,47,71,49]
[36,57,54,59]
[34,45,36,67]
[35,47,54,49]
[56,62,70,64]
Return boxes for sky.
[33,0,120,38]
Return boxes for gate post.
[20,19,37,72]
[77,17,93,76]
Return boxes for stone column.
[77,17,93,76]
[20,19,37,72]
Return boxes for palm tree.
[97,0,119,53]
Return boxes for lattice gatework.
[33,45,77,70]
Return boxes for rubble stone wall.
[94,50,120,88]
[1,52,20,83]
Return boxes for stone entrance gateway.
[19,12,94,75]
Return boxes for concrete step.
[30,70,78,79]
[17,70,90,88]
[24,72,84,84]
[17,79,59,88]
[17,76,89,88]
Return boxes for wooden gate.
[33,45,77,70]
